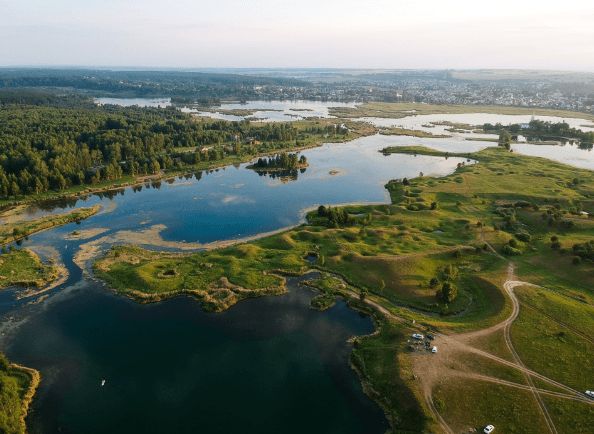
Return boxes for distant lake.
[95,97,172,108]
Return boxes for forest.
[0,99,325,200]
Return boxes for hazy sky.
[2,0,594,70]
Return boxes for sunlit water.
[1,135,471,434]
[4,100,594,433]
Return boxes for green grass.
[433,380,549,433]
[542,396,594,434]
[511,293,594,391]
[0,353,37,434]
[0,205,101,246]
[351,318,428,433]
[95,145,594,431]
[0,249,58,290]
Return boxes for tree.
[498,130,512,150]
[439,281,458,303]
[359,288,368,302]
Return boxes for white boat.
[101,379,106,387]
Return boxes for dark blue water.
[0,135,470,434]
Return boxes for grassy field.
[0,353,39,434]
[433,379,549,433]
[95,145,594,432]
[0,205,101,246]
[0,248,59,290]
[328,102,594,121]
[511,286,594,392]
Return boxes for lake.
[0,134,471,434]
[3,101,594,433]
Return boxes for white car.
[484,425,495,434]
[431,346,438,353]
[411,333,424,340]
[586,390,594,399]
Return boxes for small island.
[247,152,308,172]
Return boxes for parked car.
[411,333,424,340]
[484,425,495,434]
[585,390,594,399]
[426,333,435,340]
[431,346,438,353]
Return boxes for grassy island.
[0,248,60,290]
[0,353,40,434]
[96,145,594,433]
[0,205,101,246]
[246,152,309,172]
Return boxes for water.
[1,136,469,434]
[4,104,594,433]
[95,97,172,108]
[8,277,386,434]
[181,100,358,122]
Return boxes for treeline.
[0,103,309,199]
[0,69,306,100]
[252,153,307,170]
[484,120,594,146]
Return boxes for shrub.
[438,281,458,303]
[502,244,522,256]
[515,231,531,242]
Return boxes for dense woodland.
[0,99,343,200]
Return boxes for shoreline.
[0,125,376,214]
[0,205,102,247]
[11,363,41,433]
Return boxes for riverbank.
[93,146,594,432]
[0,205,102,247]
[0,119,377,212]
[0,354,41,434]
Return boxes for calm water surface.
[1,136,469,434]
[4,101,594,433]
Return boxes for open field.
[328,102,594,121]
[95,145,594,431]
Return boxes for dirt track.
[401,262,593,433]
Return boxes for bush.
[438,281,457,303]
[515,231,531,242]
[502,244,522,256]
[508,238,518,248]
[572,256,582,265]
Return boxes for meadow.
[95,145,594,432]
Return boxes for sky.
[1,0,594,71]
